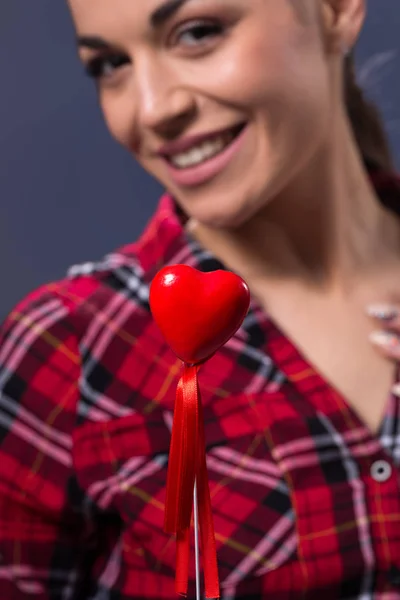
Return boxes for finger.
[366,304,400,324]
[392,383,400,398]
[369,330,400,360]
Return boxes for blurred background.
[0,0,399,317]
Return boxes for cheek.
[198,31,329,142]
[99,94,133,148]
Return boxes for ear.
[321,0,366,54]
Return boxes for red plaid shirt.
[2,174,400,599]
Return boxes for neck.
[188,113,400,295]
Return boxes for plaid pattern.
[1,174,400,599]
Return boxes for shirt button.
[370,459,392,482]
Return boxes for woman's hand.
[368,303,400,396]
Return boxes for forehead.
[67,0,167,35]
[68,0,207,32]
[67,0,316,47]
[67,0,314,28]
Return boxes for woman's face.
[68,0,361,228]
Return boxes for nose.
[135,58,196,138]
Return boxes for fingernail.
[366,304,399,322]
[369,330,400,349]
[392,383,400,398]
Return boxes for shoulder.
[1,244,150,366]
[0,280,82,426]
[0,280,78,360]
[0,244,154,424]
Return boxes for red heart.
[149,265,250,364]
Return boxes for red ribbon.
[164,364,220,599]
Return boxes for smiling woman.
[1,1,400,599]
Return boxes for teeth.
[170,132,233,169]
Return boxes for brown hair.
[344,52,394,172]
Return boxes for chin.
[184,189,268,230]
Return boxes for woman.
[1,0,400,597]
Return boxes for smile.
[162,123,248,188]
[168,124,244,170]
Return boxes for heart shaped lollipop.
[150,265,250,599]
[150,265,250,364]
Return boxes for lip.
[157,123,245,157]
[162,123,249,188]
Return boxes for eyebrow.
[77,0,192,50]
[77,36,110,50]
[150,0,191,28]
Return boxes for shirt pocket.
[72,393,299,589]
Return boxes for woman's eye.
[175,20,224,48]
[83,20,224,80]
[85,54,130,80]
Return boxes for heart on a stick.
[150,265,250,364]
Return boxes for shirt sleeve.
[0,285,93,598]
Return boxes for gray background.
[1,1,399,316]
